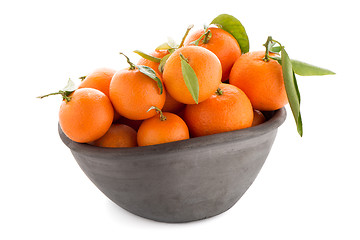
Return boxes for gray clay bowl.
[59,107,286,223]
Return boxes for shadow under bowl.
[59,108,286,223]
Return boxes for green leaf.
[155,39,178,52]
[136,65,163,94]
[281,47,303,137]
[210,13,250,53]
[167,37,179,48]
[292,70,301,104]
[292,71,303,136]
[155,42,172,51]
[158,53,172,73]
[290,59,335,76]
[267,40,281,53]
[180,53,199,104]
[133,50,161,63]
[270,56,335,77]
[269,55,282,64]
[62,78,77,93]
[270,45,281,53]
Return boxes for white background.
[1,0,359,239]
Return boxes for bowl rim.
[59,107,286,157]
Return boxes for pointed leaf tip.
[291,59,336,76]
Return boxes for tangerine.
[229,51,288,111]
[110,53,166,120]
[162,45,222,104]
[116,115,143,131]
[78,67,116,98]
[161,90,185,113]
[137,107,189,146]
[59,88,114,143]
[252,109,266,127]
[78,67,120,122]
[183,83,253,137]
[90,124,137,148]
[184,27,241,81]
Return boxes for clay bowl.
[59,107,286,223]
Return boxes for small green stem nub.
[79,76,87,81]
[120,52,136,70]
[215,88,223,95]
[179,53,188,62]
[147,106,166,121]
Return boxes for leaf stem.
[119,52,136,70]
[272,39,282,48]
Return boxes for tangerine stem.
[37,91,62,99]
[147,106,166,121]
[189,28,211,46]
[202,29,212,44]
[215,87,223,95]
[263,36,283,62]
[37,90,72,102]
[178,24,194,48]
[263,36,273,62]
[119,52,136,70]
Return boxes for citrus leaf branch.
[37,78,76,102]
